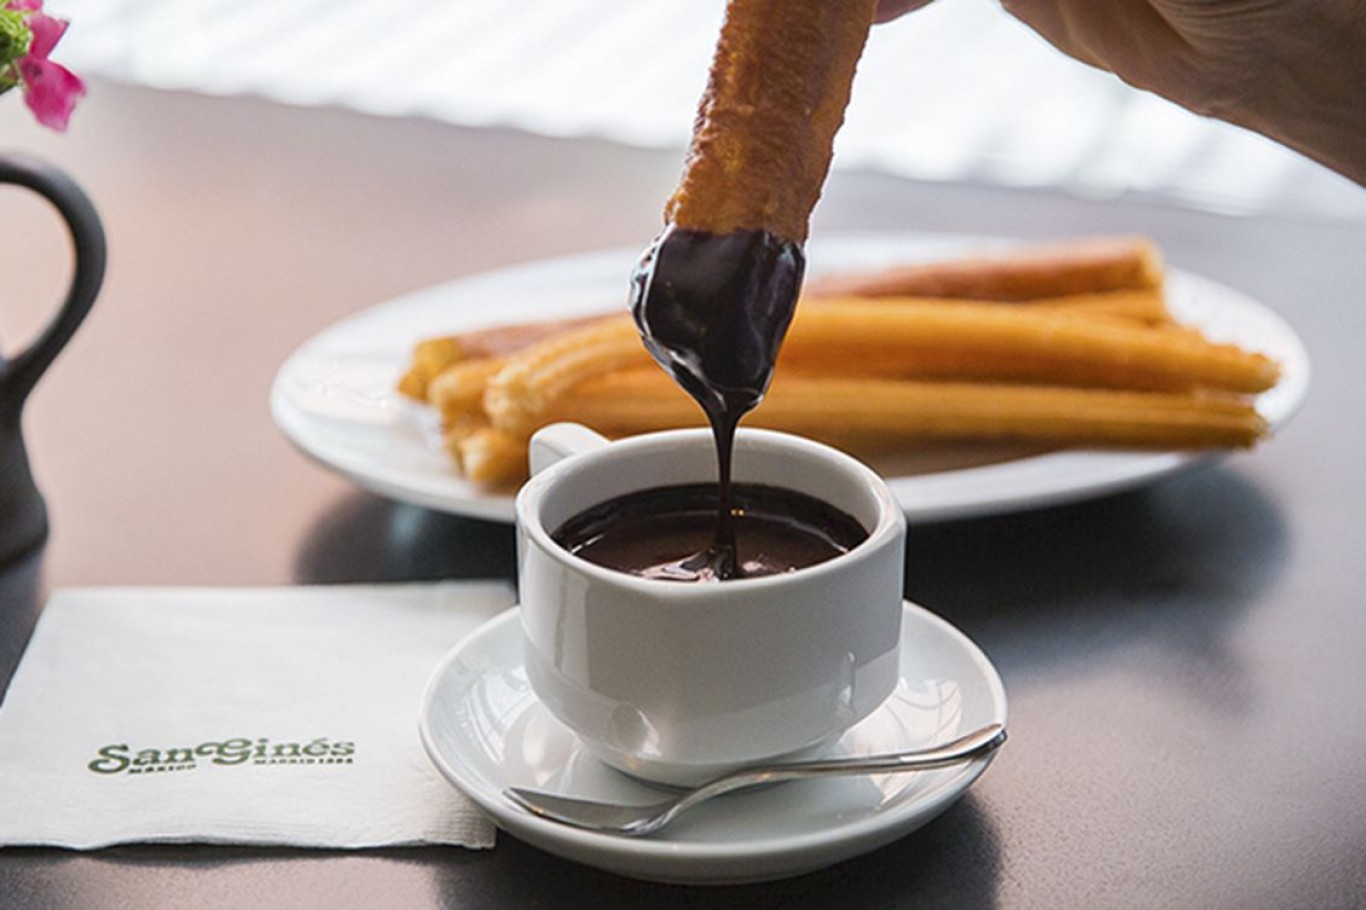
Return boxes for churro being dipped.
[631,0,880,429]
[627,0,880,576]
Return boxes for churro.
[428,357,507,422]
[397,336,465,401]
[397,315,610,400]
[782,300,1279,394]
[452,314,611,358]
[1014,288,1170,324]
[809,288,1172,325]
[664,0,879,244]
[454,424,528,487]
[804,236,1164,300]
[483,317,644,435]
[544,368,1268,451]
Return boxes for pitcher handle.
[0,153,106,411]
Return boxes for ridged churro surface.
[806,236,1164,300]
[664,0,879,243]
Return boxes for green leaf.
[0,10,32,70]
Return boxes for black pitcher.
[0,153,105,566]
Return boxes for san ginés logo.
[87,736,356,776]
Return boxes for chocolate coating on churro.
[631,225,803,577]
[632,225,803,419]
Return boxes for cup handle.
[0,154,106,412]
[529,422,610,476]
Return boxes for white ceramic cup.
[515,423,907,786]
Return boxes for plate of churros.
[270,233,1309,524]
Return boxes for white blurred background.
[48,0,1366,222]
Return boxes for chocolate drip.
[630,224,804,579]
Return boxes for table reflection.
[294,493,517,586]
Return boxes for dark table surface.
[2,81,1365,908]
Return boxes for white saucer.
[418,602,1008,885]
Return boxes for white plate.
[271,233,1310,523]
[418,601,1008,885]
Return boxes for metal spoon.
[503,722,1006,837]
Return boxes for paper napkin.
[0,583,515,850]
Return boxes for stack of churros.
[398,237,1281,487]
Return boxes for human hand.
[875,0,1366,185]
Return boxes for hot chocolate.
[552,482,866,583]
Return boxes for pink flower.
[4,0,83,131]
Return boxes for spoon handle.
[675,723,1007,811]
[505,722,1007,836]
